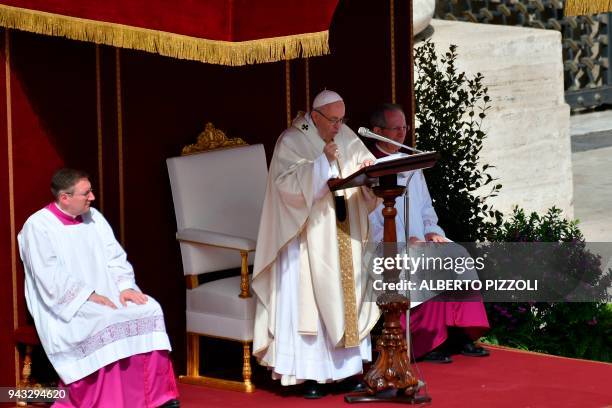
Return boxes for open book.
[328,150,439,191]
[374,152,410,165]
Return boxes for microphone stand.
[358,127,428,155]
[401,172,414,362]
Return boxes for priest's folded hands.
[424,232,446,242]
[119,288,149,306]
[87,289,149,308]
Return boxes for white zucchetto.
[312,90,343,109]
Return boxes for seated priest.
[252,90,381,399]
[18,168,179,408]
[367,103,490,363]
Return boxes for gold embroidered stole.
[334,162,359,347]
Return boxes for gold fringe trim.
[0,4,330,66]
[565,0,612,16]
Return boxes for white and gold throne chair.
[166,124,267,392]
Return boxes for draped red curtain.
[0,0,338,41]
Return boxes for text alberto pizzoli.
[371,255,538,292]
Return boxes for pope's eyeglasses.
[314,109,348,125]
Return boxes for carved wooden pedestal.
[345,183,430,404]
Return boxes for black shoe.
[421,350,453,364]
[158,399,180,408]
[461,342,490,357]
[350,381,367,393]
[303,380,327,399]
[336,377,367,393]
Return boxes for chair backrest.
[167,144,268,274]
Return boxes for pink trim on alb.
[45,202,83,225]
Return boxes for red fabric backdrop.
[0,31,15,388]
[0,0,338,40]
[0,0,407,384]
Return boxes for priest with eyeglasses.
[18,168,179,407]
[367,103,490,364]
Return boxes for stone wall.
[423,19,573,217]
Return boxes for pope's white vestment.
[252,113,381,384]
[18,206,171,384]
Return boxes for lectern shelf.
[328,150,440,401]
[327,151,439,191]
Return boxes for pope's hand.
[324,141,339,163]
[119,289,148,306]
[359,159,374,169]
[88,292,117,309]
[425,232,446,242]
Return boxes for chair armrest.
[177,228,256,251]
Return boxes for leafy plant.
[482,302,612,362]
[491,206,582,242]
[414,40,502,242]
[413,41,611,362]
[483,207,612,362]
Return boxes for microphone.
[357,127,423,154]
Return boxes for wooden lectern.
[328,151,439,404]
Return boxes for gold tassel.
[565,0,612,16]
[0,4,330,66]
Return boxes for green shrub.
[414,41,612,362]
[483,207,612,362]
[414,40,502,242]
